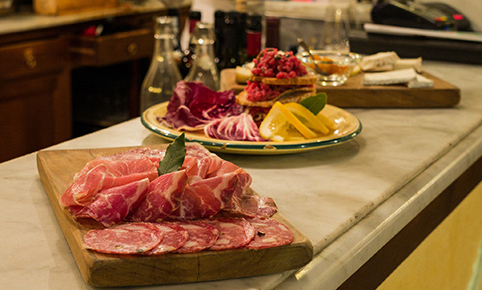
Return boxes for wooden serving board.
[220,68,460,108]
[36,145,313,287]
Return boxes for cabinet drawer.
[0,37,68,81]
[70,28,154,67]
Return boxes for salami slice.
[172,220,219,253]
[245,218,294,249]
[144,222,189,255]
[207,218,256,250]
[83,223,163,254]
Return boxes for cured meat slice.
[169,171,239,220]
[144,222,189,255]
[83,223,163,254]
[128,170,188,222]
[170,155,253,220]
[60,157,158,207]
[225,191,278,219]
[172,220,219,253]
[207,218,256,250]
[101,147,165,163]
[245,218,294,249]
[68,178,150,227]
[77,158,159,187]
[185,142,213,159]
[60,164,107,208]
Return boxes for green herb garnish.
[158,133,186,176]
[300,93,328,115]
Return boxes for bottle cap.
[167,8,179,17]
[189,11,202,21]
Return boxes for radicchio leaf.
[162,81,244,131]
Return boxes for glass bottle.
[139,16,182,113]
[184,23,220,91]
[167,8,182,51]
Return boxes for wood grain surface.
[36,145,313,287]
[220,69,460,108]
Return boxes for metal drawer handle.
[24,49,37,69]
[127,43,138,56]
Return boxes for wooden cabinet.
[69,28,154,68]
[0,5,190,162]
[0,37,71,162]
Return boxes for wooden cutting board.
[36,145,313,287]
[220,68,460,108]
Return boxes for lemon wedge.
[316,110,338,130]
[284,103,330,135]
[259,102,317,141]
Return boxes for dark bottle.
[246,14,263,60]
[238,12,248,65]
[266,16,280,49]
[180,10,202,77]
[220,11,242,69]
[167,8,188,77]
[214,10,225,70]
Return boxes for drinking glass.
[319,6,351,53]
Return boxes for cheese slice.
[408,74,434,88]
[359,51,399,71]
[363,68,417,86]
[394,57,423,73]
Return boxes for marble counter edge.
[274,120,482,290]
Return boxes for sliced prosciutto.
[128,170,188,223]
[60,157,158,207]
[169,155,252,220]
[144,222,189,255]
[60,143,210,209]
[103,143,211,162]
[245,218,294,249]
[60,164,107,208]
[83,223,163,254]
[69,178,150,227]
[169,171,240,219]
[172,220,219,253]
[224,189,278,219]
[207,218,256,250]
[185,142,214,159]
[204,113,266,141]
[103,147,166,164]
[61,143,278,228]
[162,81,244,131]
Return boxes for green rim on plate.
[141,102,362,155]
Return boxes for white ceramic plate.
[141,102,362,155]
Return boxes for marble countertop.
[0,0,191,36]
[1,60,482,289]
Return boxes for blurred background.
[1,0,481,162]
